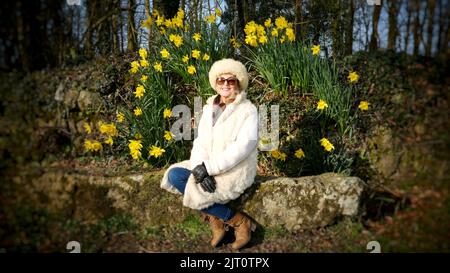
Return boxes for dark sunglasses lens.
[227,79,237,85]
[217,78,237,86]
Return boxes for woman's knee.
[167,168,179,186]
[168,167,189,186]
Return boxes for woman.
[160,58,259,250]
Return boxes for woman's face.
[216,73,240,98]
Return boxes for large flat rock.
[9,168,365,231]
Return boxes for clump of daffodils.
[82,121,119,153]
[243,16,295,48]
[320,138,335,152]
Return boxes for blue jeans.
[167,167,235,221]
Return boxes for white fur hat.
[208,58,249,92]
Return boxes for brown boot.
[200,213,227,247]
[225,212,257,250]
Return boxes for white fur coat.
[160,92,259,210]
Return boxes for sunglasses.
[216,77,238,86]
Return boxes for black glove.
[199,176,216,193]
[192,162,209,184]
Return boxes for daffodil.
[134,107,142,116]
[286,28,295,41]
[192,49,201,59]
[215,8,222,17]
[245,34,258,47]
[311,44,321,55]
[193,33,201,41]
[258,35,268,44]
[169,34,183,47]
[164,130,173,141]
[99,122,118,136]
[128,139,142,159]
[271,150,287,161]
[130,61,140,73]
[84,139,102,152]
[155,16,164,26]
[163,108,171,118]
[153,62,163,72]
[141,75,148,82]
[141,17,152,29]
[358,101,370,111]
[172,16,183,28]
[128,139,142,151]
[182,55,189,63]
[104,137,113,146]
[134,85,145,99]
[202,53,210,61]
[116,112,125,123]
[206,14,216,24]
[83,122,92,134]
[317,99,328,110]
[140,59,149,67]
[139,48,147,59]
[187,65,196,74]
[275,16,288,29]
[271,28,279,37]
[320,138,335,152]
[348,71,359,83]
[160,48,170,58]
[244,21,257,35]
[230,37,241,48]
[149,145,165,158]
[164,18,173,28]
[264,18,272,28]
[295,148,305,159]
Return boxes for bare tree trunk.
[442,2,450,59]
[369,0,382,51]
[248,0,256,22]
[294,0,304,40]
[242,0,249,26]
[112,0,120,54]
[16,0,28,71]
[198,0,203,31]
[237,0,246,34]
[331,0,343,57]
[413,0,421,56]
[425,0,436,56]
[387,0,399,50]
[127,0,137,52]
[144,0,152,49]
[120,8,125,53]
[404,0,411,52]
[85,0,96,57]
[344,0,354,55]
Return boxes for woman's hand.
[192,162,209,183]
[199,176,216,193]
[192,162,216,193]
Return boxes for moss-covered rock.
[9,167,364,233]
[233,173,365,231]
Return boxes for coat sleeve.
[203,109,258,176]
[189,105,210,169]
